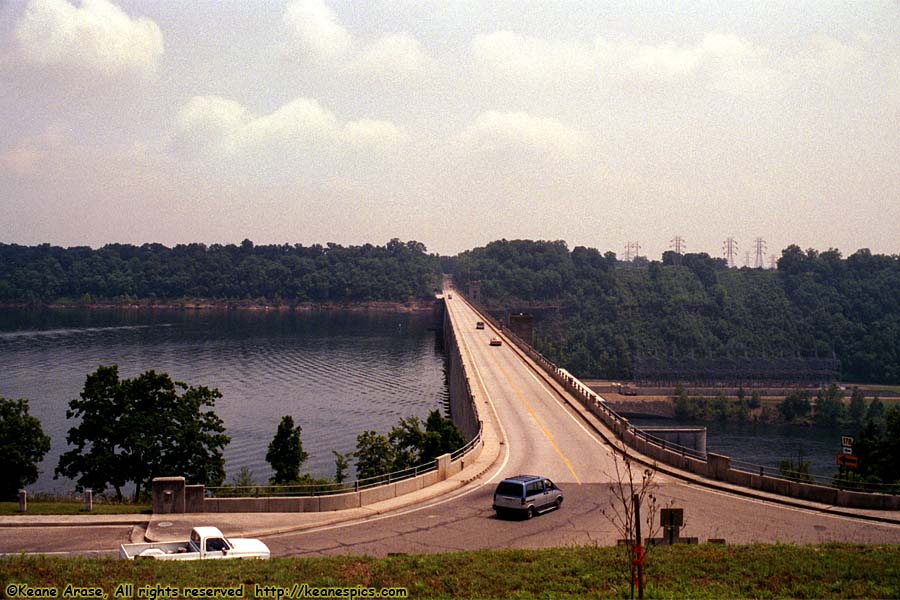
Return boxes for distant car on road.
[489,336,502,346]
[476,321,485,329]
[447,294,453,299]
[492,475,563,519]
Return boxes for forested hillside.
[0,239,439,304]
[450,240,900,384]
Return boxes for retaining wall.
[152,298,486,514]
[443,303,480,439]
[460,291,900,511]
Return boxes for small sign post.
[838,436,857,476]
[836,453,858,469]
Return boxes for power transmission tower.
[744,251,751,268]
[769,254,778,270]
[624,242,642,262]
[753,237,766,269]
[670,236,685,265]
[723,237,738,268]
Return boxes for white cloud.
[175,95,408,160]
[471,30,780,96]
[15,0,163,75]
[176,96,251,157]
[342,119,410,149]
[1,144,45,176]
[0,130,64,176]
[283,0,352,62]
[786,34,866,78]
[625,41,703,80]
[352,33,436,80]
[283,1,434,81]
[471,31,598,84]
[454,111,584,157]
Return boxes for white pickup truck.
[119,526,270,560]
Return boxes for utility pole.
[624,242,642,262]
[670,236,685,265]
[754,237,766,269]
[723,237,738,268]
[744,251,751,268]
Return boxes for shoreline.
[0,298,439,313]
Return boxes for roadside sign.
[842,447,853,454]
[841,436,854,447]
[836,453,859,469]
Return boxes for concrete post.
[437,453,451,480]
[706,453,731,481]
[152,477,186,514]
[18,489,26,513]
[84,489,93,512]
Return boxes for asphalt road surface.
[261,293,900,556]
[3,292,899,557]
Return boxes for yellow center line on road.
[487,347,582,485]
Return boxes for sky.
[1,0,898,260]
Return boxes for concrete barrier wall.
[196,455,473,513]
[318,493,361,512]
[360,484,396,505]
[443,303,481,440]
[456,292,900,511]
[153,297,485,514]
[168,446,477,513]
[185,485,205,513]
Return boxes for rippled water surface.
[0,307,447,492]
[629,417,842,479]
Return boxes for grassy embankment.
[0,501,150,516]
[3,545,899,598]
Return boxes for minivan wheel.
[525,506,535,520]
[555,497,563,510]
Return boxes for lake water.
[0,307,448,493]
[629,417,845,480]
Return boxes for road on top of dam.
[1,290,898,557]
[261,291,900,556]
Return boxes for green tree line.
[450,240,900,384]
[1,366,464,500]
[0,239,439,304]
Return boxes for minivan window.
[526,481,542,494]
[496,482,523,496]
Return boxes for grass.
[0,501,150,515]
[2,544,899,598]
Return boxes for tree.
[748,390,762,410]
[854,406,900,485]
[0,397,51,500]
[778,391,811,422]
[332,450,351,484]
[355,412,465,480]
[388,416,425,472]
[814,384,845,427]
[600,440,670,599]
[56,366,230,501]
[354,430,394,480]
[421,410,465,462]
[779,447,812,483]
[848,387,866,425]
[266,415,309,484]
[866,395,885,424]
